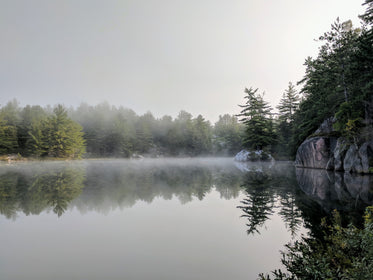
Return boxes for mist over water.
[1,158,372,280]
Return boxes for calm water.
[0,158,372,280]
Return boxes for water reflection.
[236,162,373,237]
[74,159,244,213]
[0,159,244,219]
[237,163,304,237]
[0,159,372,235]
[0,163,85,219]
[296,167,373,225]
[2,159,372,280]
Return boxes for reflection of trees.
[4,158,371,235]
[238,170,275,235]
[0,172,21,219]
[0,160,245,219]
[214,171,243,200]
[76,161,237,211]
[237,163,306,237]
[0,164,85,219]
[30,168,85,217]
[278,192,303,238]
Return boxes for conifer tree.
[276,82,300,157]
[31,105,85,158]
[238,88,276,150]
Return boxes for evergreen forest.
[0,100,244,159]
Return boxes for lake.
[0,158,372,280]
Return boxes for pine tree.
[277,82,300,123]
[238,88,276,150]
[30,105,86,158]
[276,82,300,158]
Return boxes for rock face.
[234,149,274,162]
[295,119,373,173]
[295,137,337,169]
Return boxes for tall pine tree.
[276,82,300,158]
[238,88,276,150]
[30,105,86,158]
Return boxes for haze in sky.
[0,0,366,122]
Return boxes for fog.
[0,0,365,121]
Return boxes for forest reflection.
[0,159,243,219]
[0,159,372,238]
[237,162,373,237]
[0,162,85,219]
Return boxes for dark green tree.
[238,87,276,150]
[276,82,300,158]
[31,105,86,158]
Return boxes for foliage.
[260,207,373,280]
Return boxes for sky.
[0,0,367,122]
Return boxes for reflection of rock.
[344,173,373,205]
[296,167,373,212]
[234,161,274,173]
[234,149,274,162]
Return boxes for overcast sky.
[0,0,366,122]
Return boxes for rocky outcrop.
[234,149,274,162]
[295,119,373,173]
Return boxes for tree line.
[0,100,244,159]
